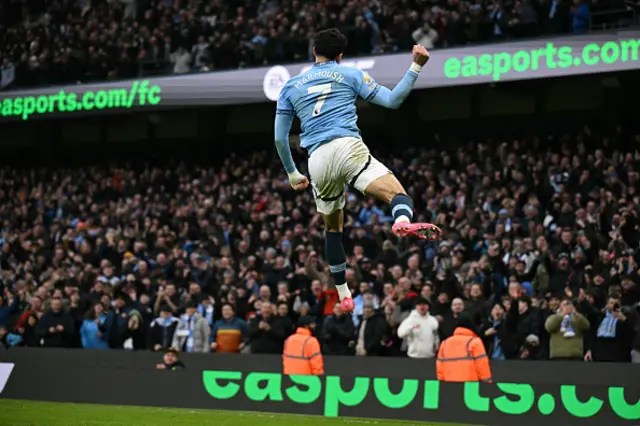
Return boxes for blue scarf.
[198,304,214,326]
[181,314,196,352]
[560,312,576,337]
[597,310,618,338]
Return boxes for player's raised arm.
[357,45,430,110]
[274,89,309,191]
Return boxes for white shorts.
[308,137,391,215]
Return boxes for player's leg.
[363,173,441,239]
[321,209,354,311]
[308,140,355,312]
[343,140,441,239]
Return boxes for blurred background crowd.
[0,124,638,363]
[1,0,638,89]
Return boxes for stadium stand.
[0,127,638,363]
[1,0,638,89]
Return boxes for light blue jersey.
[274,60,420,174]
[276,61,379,154]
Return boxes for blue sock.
[390,194,414,222]
[325,231,346,287]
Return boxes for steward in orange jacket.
[283,316,324,375]
[436,313,492,382]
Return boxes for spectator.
[80,303,109,350]
[0,291,21,326]
[103,293,143,350]
[156,348,185,371]
[276,302,295,336]
[570,0,590,33]
[15,296,43,330]
[480,302,518,360]
[17,314,40,347]
[397,297,440,359]
[172,301,211,353]
[353,287,380,328]
[586,296,634,362]
[439,297,465,340]
[147,305,179,352]
[513,296,542,359]
[354,302,387,356]
[545,298,590,360]
[412,24,439,49]
[211,304,248,353]
[36,298,75,348]
[322,301,355,355]
[247,302,288,354]
[170,47,192,74]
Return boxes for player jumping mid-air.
[273,28,442,313]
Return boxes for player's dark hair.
[314,28,347,60]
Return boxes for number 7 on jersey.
[308,83,332,117]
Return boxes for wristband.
[409,62,423,73]
[288,170,304,182]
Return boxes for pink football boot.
[392,222,442,240]
[340,297,355,313]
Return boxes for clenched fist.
[288,171,310,191]
[412,45,430,66]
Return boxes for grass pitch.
[0,399,470,426]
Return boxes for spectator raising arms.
[546,298,590,361]
[397,297,440,359]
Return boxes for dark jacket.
[0,296,20,326]
[438,312,460,341]
[480,309,519,360]
[355,312,387,356]
[247,314,289,354]
[104,305,143,349]
[21,320,40,347]
[465,298,489,327]
[323,313,355,355]
[147,316,179,350]
[163,360,186,371]
[514,307,542,356]
[36,309,75,348]
[592,312,634,362]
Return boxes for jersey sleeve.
[276,86,295,116]
[353,70,381,102]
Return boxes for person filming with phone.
[585,296,634,362]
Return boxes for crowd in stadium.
[0,0,632,89]
[0,125,638,364]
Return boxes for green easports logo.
[202,370,639,420]
[443,39,640,82]
[0,79,162,121]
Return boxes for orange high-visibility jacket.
[436,327,492,383]
[283,327,324,375]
